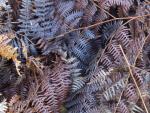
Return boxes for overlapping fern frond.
[7,52,80,113]
[0,0,150,113]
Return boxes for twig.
[119,45,149,113]
[48,14,150,41]
[96,19,130,65]
[113,34,149,113]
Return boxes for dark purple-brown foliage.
[0,0,150,113]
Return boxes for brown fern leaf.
[8,95,20,106]
[132,67,145,87]
[8,53,76,113]
[107,43,125,65]
[127,27,147,65]
[100,53,112,67]
[123,83,139,103]
[104,0,134,14]
[113,26,130,48]
[117,100,130,113]
[0,34,17,60]
[0,95,8,113]
[101,42,126,69]
[0,33,23,77]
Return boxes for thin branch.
[48,14,150,41]
[119,45,149,113]
[113,33,150,112]
[96,19,130,65]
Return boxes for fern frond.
[58,1,75,17]
[70,32,101,69]
[0,34,24,78]
[101,53,112,67]
[103,77,127,101]
[0,0,149,113]
[101,21,120,40]
[0,0,13,34]
[0,34,17,59]
[32,0,54,38]
[71,77,86,92]
[11,53,80,113]
[107,43,124,65]
[18,0,34,35]
[128,102,144,113]
[132,67,145,87]
[75,0,89,9]
[89,68,111,85]
[117,100,130,113]
[124,83,138,103]
[64,10,83,27]
[85,2,97,16]
[104,0,134,14]
[0,98,8,113]
[82,29,96,39]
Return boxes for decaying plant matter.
[0,0,150,113]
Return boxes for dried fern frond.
[0,33,22,77]
[123,83,138,102]
[104,0,134,14]
[0,34,17,59]
[8,51,80,113]
[102,77,127,101]
[0,99,8,113]
[0,93,8,113]
[0,0,149,113]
